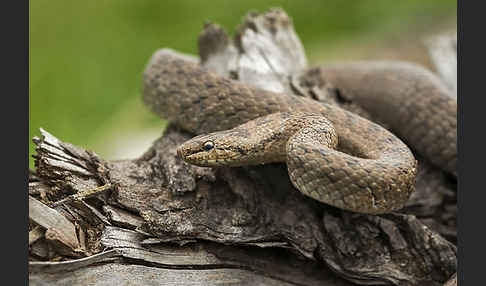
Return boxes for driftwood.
[425,31,457,97]
[29,8,457,286]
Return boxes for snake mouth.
[187,152,242,167]
[177,145,196,161]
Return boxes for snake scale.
[142,51,456,214]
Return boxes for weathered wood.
[425,31,457,97]
[102,205,144,229]
[29,8,456,286]
[30,225,354,286]
[30,264,314,286]
[29,226,45,246]
[29,196,81,256]
[443,273,457,286]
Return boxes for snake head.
[177,132,247,167]
[177,113,314,168]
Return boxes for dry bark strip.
[29,8,457,286]
[425,31,457,97]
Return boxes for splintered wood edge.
[29,196,80,251]
[31,226,354,286]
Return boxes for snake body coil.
[143,51,455,214]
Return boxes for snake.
[142,51,456,214]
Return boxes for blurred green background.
[29,0,456,168]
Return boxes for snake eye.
[203,141,214,151]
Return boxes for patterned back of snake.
[143,51,456,214]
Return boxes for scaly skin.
[142,51,453,214]
[303,62,456,176]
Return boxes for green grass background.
[30,0,456,168]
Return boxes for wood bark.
[29,8,457,286]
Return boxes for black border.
[456,0,462,284]
[457,0,468,285]
[3,0,28,284]
[457,0,462,282]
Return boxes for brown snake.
[142,51,456,214]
